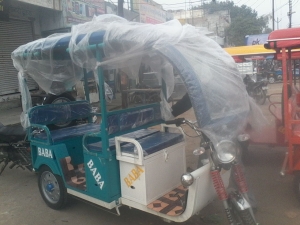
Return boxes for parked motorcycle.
[0,123,31,175]
[244,75,267,105]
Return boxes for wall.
[10,0,41,37]
[39,7,64,33]
[106,1,140,22]
[17,0,61,10]
[186,10,230,38]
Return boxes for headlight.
[193,147,205,156]
[215,140,237,164]
[181,173,194,188]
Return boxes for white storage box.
[116,134,186,205]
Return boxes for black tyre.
[44,93,76,129]
[293,171,300,202]
[132,94,143,104]
[148,93,161,103]
[43,92,76,105]
[254,87,266,105]
[239,209,257,225]
[231,205,257,225]
[38,166,68,210]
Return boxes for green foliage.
[195,1,269,46]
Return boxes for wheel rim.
[40,171,60,204]
[269,77,275,83]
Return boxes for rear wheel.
[38,166,68,210]
[44,93,76,129]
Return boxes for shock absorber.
[232,162,257,223]
[211,170,234,225]
[233,163,248,194]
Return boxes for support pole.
[118,0,124,17]
[272,0,275,31]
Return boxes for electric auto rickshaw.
[10,15,259,224]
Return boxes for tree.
[198,1,269,46]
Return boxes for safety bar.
[268,93,282,104]
[115,136,144,166]
[28,124,52,145]
[82,132,102,153]
[268,102,282,120]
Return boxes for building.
[0,0,107,104]
[0,0,168,105]
[132,0,167,24]
[171,8,231,46]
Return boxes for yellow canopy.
[224,45,275,56]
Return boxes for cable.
[110,1,202,6]
[293,0,300,6]
[248,0,260,9]
[254,1,265,10]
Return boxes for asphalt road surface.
[2,82,300,225]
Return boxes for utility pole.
[190,0,194,25]
[272,0,275,30]
[274,17,282,30]
[287,0,295,28]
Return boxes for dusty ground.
[2,82,300,225]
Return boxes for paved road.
[2,82,300,225]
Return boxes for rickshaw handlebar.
[165,118,185,126]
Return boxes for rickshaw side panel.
[83,152,121,202]
[30,142,69,175]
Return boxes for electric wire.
[110,1,202,6]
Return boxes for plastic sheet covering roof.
[11,14,263,143]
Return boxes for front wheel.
[237,209,257,225]
[38,166,68,210]
[230,204,257,225]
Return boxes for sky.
[153,0,300,29]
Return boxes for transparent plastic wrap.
[12,33,83,95]
[68,15,263,143]
[11,14,264,144]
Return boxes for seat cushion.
[121,132,184,156]
[34,123,100,143]
[87,129,159,152]
[29,101,91,125]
